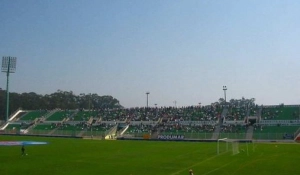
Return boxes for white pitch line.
[201,161,233,175]
[170,152,226,175]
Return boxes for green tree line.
[0,89,122,120]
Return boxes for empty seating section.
[30,124,55,135]
[71,110,98,121]
[253,125,299,140]
[261,106,300,120]
[4,124,21,131]
[46,111,74,121]
[32,124,53,130]
[2,123,33,134]
[27,122,111,136]
[20,110,47,121]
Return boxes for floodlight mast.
[223,86,227,104]
[146,92,150,108]
[2,56,17,122]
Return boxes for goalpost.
[217,138,240,155]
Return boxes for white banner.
[157,134,185,140]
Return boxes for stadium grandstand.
[1,103,300,142]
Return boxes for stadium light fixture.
[2,56,17,122]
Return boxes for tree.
[0,90,123,119]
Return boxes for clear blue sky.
[0,0,300,108]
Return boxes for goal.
[217,138,240,155]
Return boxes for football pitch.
[0,136,299,175]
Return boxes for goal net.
[217,138,240,155]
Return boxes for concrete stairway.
[211,125,221,139]
[211,107,228,139]
[246,126,254,140]
[221,108,228,124]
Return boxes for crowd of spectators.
[226,105,258,121]
[158,123,215,134]
[220,124,246,133]
[25,105,258,134]
[12,104,300,139]
[23,104,256,124]
[92,105,223,123]
[126,124,154,134]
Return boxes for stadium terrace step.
[220,108,228,124]
[105,124,118,140]
[48,127,59,135]
[211,125,220,139]
[87,117,93,125]
[246,126,254,139]
[77,130,86,137]
[212,107,229,139]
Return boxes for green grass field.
[0,135,299,175]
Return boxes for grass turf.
[0,135,299,175]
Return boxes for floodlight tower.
[223,86,227,104]
[146,92,150,108]
[155,103,158,118]
[2,56,17,122]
